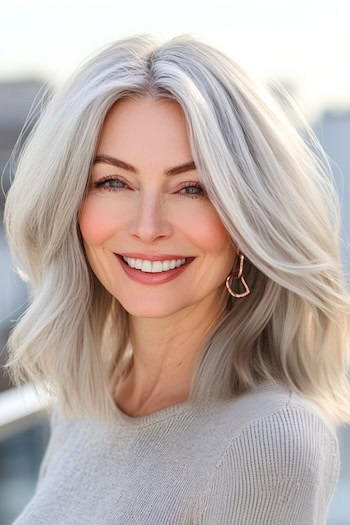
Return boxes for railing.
[0,384,50,441]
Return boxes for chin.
[114,297,188,318]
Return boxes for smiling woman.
[78,97,235,328]
[3,33,350,524]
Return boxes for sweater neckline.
[110,379,280,429]
[111,397,195,428]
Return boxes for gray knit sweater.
[12,381,340,524]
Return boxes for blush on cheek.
[185,208,231,254]
[79,202,121,245]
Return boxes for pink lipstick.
[115,254,195,285]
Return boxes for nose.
[128,192,173,243]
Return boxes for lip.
[116,252,192,261]
[115,253,195,285]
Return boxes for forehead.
[97,97,193,162]
[101,96,188,135]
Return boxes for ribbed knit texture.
[12,381,340,524]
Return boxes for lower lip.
[114,254,195,285]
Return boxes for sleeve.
[198,405,340,525]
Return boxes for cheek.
[79,197,232,256]
[78,199,124,245]
[184,207,231,253]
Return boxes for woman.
[5,33,350,524]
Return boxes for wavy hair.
[3,33,350,427]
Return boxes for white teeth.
[122,256,187,273]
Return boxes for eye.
[102,180,125,188]
[178,183,206,199]
[93,176,127,192]
[93,176,206,199]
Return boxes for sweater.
[12,380,340,525]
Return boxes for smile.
[121,255,189,273]
[115,254,195,285]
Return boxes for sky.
[2,0,350,121]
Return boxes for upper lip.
[116,253,194,261]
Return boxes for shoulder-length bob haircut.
[3,33,350,427]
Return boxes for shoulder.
[220,381,340,476]
[218,380,338,443]
[35,404,86,490]
[197,383,340,524]
[228,393,339,482]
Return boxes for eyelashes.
[93,175,207,200]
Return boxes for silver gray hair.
[3,33,350,426]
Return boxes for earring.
[226,250,251,298]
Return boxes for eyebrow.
[93,154,196,177]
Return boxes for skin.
[78,96,237,416]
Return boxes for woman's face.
[79,96,236,317]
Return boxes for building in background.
[315,110,350,278]
[0,80,51,390]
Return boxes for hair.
[3,33,350,428]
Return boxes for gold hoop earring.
[226,250,251,298]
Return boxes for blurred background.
[0,1,349,523]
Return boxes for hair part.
[3,33,350,427]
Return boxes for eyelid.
[93,173,127,184]
[92,176,206,200]
[93,174,204,188]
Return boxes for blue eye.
[94,178,125,190]
[93,176,206,199]
[179,184,205,198]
